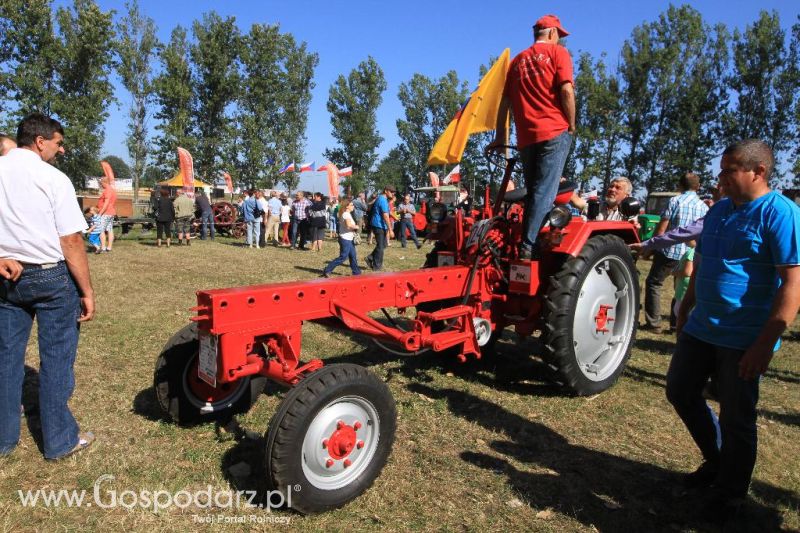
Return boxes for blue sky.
[54,0,798,178]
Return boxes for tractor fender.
[548,219,640,257]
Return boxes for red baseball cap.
[534,14,569,37]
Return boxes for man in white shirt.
[0,113,95,460]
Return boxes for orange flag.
[223,172,233,193]
[326,162,340,199]
[100,160,116,186]
[177,147,195,198]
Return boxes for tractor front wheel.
[154,323,266,424]
[264,363,396,514]
[542,234,639,395]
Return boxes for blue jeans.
[666,333,757,498]
[290,219,308,248]
[0,263,82,459]
[399,219,420,248]
[200,211,215,239]
[246,220,260,246]
[323,238,361,275]
[519,130,573,251]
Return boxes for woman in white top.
[279,198,291,246]
[321,199,362,277]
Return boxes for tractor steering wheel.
[484,144,521,182]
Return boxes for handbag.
[352,232,362,245]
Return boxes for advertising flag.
[100,160,116,186]
[325,162,340,199]
[177,147,195,198]
[223,172,233,193]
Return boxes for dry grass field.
[0,231,798,532]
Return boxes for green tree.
[619,5,728,191]
[52,0,115,186]
[325,56,387,194]
[115,0,158,202]
[152,26,194,174]
[0,0,60,123]
[396,71,469,190]
[372,146,408,193]
[191,12,240,180]
[724,10,797,182]
[572,52,624,192]
[98,154,133,182]
[237,25,317,190]
[277,34,317,192]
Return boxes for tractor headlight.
[547,205,572,229]
[429,202,447,222]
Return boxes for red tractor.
[154,148,642,513]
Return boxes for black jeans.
[644,251,678,327]
[666,333,757,498]
[366,228,387,270]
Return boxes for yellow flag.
[428,48,510,165]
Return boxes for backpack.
[252,200,264,219]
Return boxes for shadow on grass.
[319,326,568,397]
[623,365,667,389]
[758,409,800,428]
[634,337,676,357]
[132,386,168,422]
[764,367,800,384]
[408,382,791,532]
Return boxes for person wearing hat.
[487,14,575,260]
[364,184,396,271]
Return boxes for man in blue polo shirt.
[668,139,800,522]
[365,185,396,271]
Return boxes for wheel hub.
[324,420,363,462]
[302,397,381,490]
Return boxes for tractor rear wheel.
[542,234,638,395]
[154,323,266,424]
[264,363,396,514]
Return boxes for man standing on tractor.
[488,13,575,260]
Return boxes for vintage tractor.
[154,147,641,514]
[207,200,247,238]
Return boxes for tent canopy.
[158,172,209,188]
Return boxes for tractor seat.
[504,180,578,204]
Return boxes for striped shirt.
[660,191,708,260]
[684,192,800,350]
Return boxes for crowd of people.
[0,11,798,527]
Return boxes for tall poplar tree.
[325,56,387,194]
[152,26,193,176]
[52,0,115,185]
[116,0,158,201]
[191,12,240,181]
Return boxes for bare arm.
[653,219,669,238]
[383,212,394,237]
[739,265,800,379]
[59,232,95,322]
[559,83,576,133]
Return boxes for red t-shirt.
[503,43,573,148]
[97,187,117,216]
